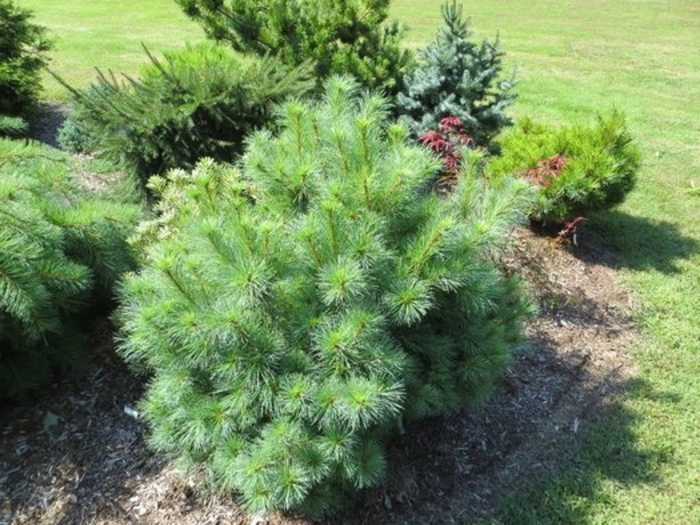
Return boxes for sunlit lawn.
[18,0,202,98]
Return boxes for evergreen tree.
[395,1,515,150]
[118,77,530,517]
[57,43,314,186]
[0,139,143,399]
[175,0,412,95]
[0,0,52,119]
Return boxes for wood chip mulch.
[1,226,639,525]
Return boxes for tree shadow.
[328,345,677,525]
[574,210,699,274]
[328,226,672,525]
[494,375,678,525]
[28,102,70,149]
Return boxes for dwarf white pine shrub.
[117,77,530,516]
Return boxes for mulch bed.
[2,103,639,524]
[0,224,638,525]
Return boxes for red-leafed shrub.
[418,116,477,190]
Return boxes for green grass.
[18,0,203,99]
[21,0,700,522]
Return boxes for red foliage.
[418,117,474,178]
[524,154,567,186]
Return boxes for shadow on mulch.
[26,102,70,149]
[323,227,660,524]
[327,307,661,524]
[0,320,163,525]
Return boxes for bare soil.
[0,225,638,525]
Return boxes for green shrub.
[59,42,313,186]
[0,0,52,119]
[0,115,28,137]
[395,1,515,150]
[117,77,530,517]
[487,109,642,225]
[0,139,144,399]
[57,111,97,153]
[175,0,412,96]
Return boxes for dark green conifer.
[57,42,314,186]
[174,0,412,95]
[0,139,143,399]
[0,0,52,119]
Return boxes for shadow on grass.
[577,210,699,274]
[496,376,678,525]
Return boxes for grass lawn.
[17,0,203,99]
[21,0,700,522]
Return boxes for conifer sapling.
[0,139,143,399]
[395,1,515,151]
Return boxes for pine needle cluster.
[395,1,515,150]
[0,115,28,138]
[0,139,143,399]
[118,77,531,516]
